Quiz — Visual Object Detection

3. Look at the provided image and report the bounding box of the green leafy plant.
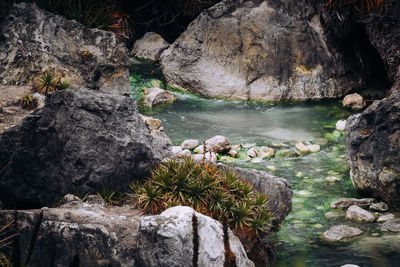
[129,157,272,241]
[32,70,71,95]
[73,191,89,202]
[97,188,125,206]
[21,94,37,109]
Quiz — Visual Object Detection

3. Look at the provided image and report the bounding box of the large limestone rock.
[345,86,400,208]
[131,32,170,61]
[345,205,375,223]
[0,89,172,209]
[219,165,292,229]
[322,225,363,242]
[0,201,254,266]
[0,3,130,95]
[161,0,360,101]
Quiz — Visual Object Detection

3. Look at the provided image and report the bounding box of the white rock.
[295,142,310,154]
[369,202,388,212]
[336,120,346,131]
[381,219,400,232]
[143,87,176,107]
[267,165,276,171]
[231,144,242,150]
[326,176,340,182]
[251,157,263,163]
[194,145,204,154]
[32,92,45,108]
[193,152,217,163]
[345,205,375,222]
[247,148,258,158]
[131,32,170,61]
[171,146,183,154]
[322,225,363,241]
[259,147,275,158]
[228,150,238,158]
[176,149,192,158]
[205,135,231,153]
[343,93,366,110]
[181,139,199,150]
[377,214,395,223]
[307,144,320,153]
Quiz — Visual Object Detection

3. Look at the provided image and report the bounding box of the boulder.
[377,214,395,223]
[369,202,388,212]
[0,3,130,95]
[138,206,254,267]
[161,0,360,101]
[143,87,176,107]
[345,205,375,223]
[181,139,199,150]
[205,135,231,153]
[0,89,172,209]
[131,32,170,61]
[343,93,366,110]
[381,219,400,232]
[345,88,400,208]
[219,165,292,229]
[322,225,363,241]
[247,148,258,158]
[0,202,254,266]
[330,198,376,209]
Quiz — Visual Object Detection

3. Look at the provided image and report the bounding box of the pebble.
[247,147,258,158]
[228,150,238,158]
[377,214,395,223]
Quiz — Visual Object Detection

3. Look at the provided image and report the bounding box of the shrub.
[129,157,272,241]
[21,94,37,109]
[32,70,70,95]
[97,188,125,206]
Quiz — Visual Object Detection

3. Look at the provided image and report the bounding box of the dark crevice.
[192,213,199,267]
[25,210,43,266]
[223,220,237,267]
[11,210,21,267]
[69,254,80,267]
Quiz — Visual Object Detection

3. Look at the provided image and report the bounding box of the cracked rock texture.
[0,3,130,95]
[161,0,360,101]
[0,201,253,267]
[0,89,172,209]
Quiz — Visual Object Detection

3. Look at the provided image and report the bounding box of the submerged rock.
[381,219,400,232]
[322,225,363,241]
[0,3,130,94]
[143,87,176,107]
[131,32,170,61]
[0,89,172,209]
[345,88,400,208]
[161,0,359,101]
[330,198,376,209]
[343,93,366,110]
[345,205,375,223]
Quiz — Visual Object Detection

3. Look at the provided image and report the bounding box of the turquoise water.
[131,60,400,267]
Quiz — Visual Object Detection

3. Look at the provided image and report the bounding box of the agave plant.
[33,70,71,95]
[21,94,36,109]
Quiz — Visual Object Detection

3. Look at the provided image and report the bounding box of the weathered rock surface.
[219,165,292,229]
[330,198,376,209]
[322,225,363,241]
[181,139,199,150]
[336,120,346,131]
[205,135,231,153]
[0,3,130,95]
[247,147,258,158]
[0,201,254,266]
[143,87,176,107]
[343,93,366,110]
[381,219,400,233]
[369,202,388,212]
[345,87,400,208]
[377,214,395,223]
[0,89,172,209]
[138,206,254,267]
[193,152,218,163]
[161,0,360,101]
[345,205,375,223]
[131,32,170,61]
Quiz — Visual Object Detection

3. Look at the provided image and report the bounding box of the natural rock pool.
[131,60,400,267]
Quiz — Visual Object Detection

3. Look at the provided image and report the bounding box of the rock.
[228,149,239,158]
[32,93,45,109]
[140,115,162,130]
[326,176,340,182]
[232,144,242,151]
[315,138,329,146]
[205,135,231,153]
[267,166,276,171]
[251,157,263,164]
[330,198,376,209]
[377,214,395,223]
[161,0,360,101]
[336,120,347,131]
[369,202,388,212]
[343,93,366,110]
[295,142,310,154]
[176,149,192,158]
[307,144,320,153]
[131,32,170,61]
[193,152,217,163]
[345,205,375,223]
[275,149,298,158]
[259,147,275,159]
[171,146,183,155]
[219,165,292,229]
[0,89,172,209]
[181,139,199,150]
[247,148,258,158]
[0,3,130,95]
[381,219,400,232]
[0,204,254,266]
[85,194,106,206]
[322,225,363,241]
[143,87,176,107]
[324,211,342,219]
[340,265,360,267]
[194,145,204,154]
[57,194,82,206]
[345,88,400,208]
[138,206,254,267]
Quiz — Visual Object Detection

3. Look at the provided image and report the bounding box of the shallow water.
[131,61,400,267]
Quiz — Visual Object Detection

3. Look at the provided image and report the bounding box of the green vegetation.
[129,157,272,240]
[21,94,36,109]
[96,188,125,206]
[32,70,70,95]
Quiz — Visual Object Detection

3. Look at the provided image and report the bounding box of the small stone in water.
[251,157,263,163]
[295,142,310,154]
[326,176,340,182]
[259,147,275,158]
[371,233,380,237]
[322,225,363,241]
[336,120,346,131]
[181,139,199,150]
[267,165,276,171]
[307,144,320,153]
[231,144,242,150]
[247,148,258,158]
[381,219,400,232]
[242,143,256,148]
[296,172,303,177]
[369,202,388,212]
[346,205,375,222]
[228,150,238,158]
[193,145,204,154]
[377,214,395,223]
